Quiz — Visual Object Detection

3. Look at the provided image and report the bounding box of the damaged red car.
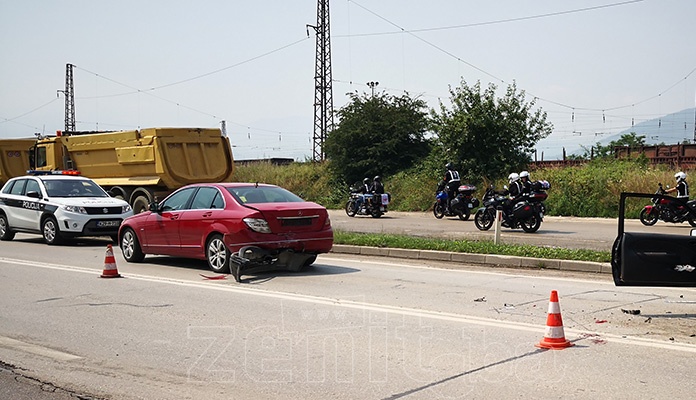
[118,183,333,282]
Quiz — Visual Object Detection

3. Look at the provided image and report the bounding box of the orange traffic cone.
[100,244,122,278]
[536,290,573,349]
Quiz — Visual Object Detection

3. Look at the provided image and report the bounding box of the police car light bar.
[27,170,82,176]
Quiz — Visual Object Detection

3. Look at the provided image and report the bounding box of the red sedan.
[118,183,333,281]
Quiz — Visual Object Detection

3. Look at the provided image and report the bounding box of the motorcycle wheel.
[458,207,471,221]
[345,200,357,217]
[371,208,383,218]
[474,209,494,231]
[520,213,542,233]
[433,202,445,219]
[688,218,696,227]
[639,208,658,226]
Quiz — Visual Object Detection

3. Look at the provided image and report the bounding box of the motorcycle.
[639,183,696,227]
[345,189,390,218]
[433,182,479,221]
[473,181,549,233]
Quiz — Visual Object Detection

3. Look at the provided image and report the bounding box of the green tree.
[430,80,553,181]
[581,132,647,158]
[325,91,431,185]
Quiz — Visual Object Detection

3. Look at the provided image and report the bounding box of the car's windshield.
[43,179,108,198]
[227,186,304,204]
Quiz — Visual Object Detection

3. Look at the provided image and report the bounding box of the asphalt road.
[329,210,695,251]
[1,237,696,399]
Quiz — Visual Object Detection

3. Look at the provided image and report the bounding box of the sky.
[1,0,695,161]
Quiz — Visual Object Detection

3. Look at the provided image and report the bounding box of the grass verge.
[333,230,611,263]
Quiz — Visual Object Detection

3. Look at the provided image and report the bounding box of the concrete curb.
[330,244,610,274]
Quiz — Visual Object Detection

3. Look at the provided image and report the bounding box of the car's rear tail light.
[243,218,271,233]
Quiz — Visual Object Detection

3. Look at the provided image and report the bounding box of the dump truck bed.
[61,127,234,189]
[0,138,36,186]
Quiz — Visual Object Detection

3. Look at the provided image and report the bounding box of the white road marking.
[3,256,696,354]
[0,336,82,361]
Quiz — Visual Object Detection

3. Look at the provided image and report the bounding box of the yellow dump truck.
[2,127,234,212]
[0,138,37,186]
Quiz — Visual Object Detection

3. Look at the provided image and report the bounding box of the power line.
[342,0,644,37]
[346,1,695,115]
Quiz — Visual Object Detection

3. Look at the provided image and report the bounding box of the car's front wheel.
[42,216,64,245]
[0,213,15,241]
[120,228,145,262]
[207,234,230,273]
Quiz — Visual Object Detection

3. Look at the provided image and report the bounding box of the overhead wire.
[345,0,695,114]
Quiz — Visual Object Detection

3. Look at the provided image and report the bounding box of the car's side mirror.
[26,191,41,199]
[149,202,160,213]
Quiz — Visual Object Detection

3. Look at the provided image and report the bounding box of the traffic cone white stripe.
[544,326,566,339]
[547,301,560,314]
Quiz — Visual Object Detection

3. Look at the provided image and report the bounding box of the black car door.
[612,192,696,287]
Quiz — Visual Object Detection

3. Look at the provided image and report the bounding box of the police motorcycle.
[639,183,696,227]
[473,180,549,233]
[433,180,479,221]
[345,185,390,218]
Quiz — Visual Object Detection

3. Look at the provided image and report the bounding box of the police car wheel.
[42,216,64,245]
[0,213,16,241]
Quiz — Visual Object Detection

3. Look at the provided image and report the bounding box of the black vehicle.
[433,182,479,221]
[613,191,696,287]
[473,182,548,233]
[345,190,390,218]
[639,183,696,227]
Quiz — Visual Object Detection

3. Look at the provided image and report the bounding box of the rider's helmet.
[508,172,519,183]
[519,171,530,180]
[374,176,381,182]
[445,162,453,170]
[675,171,687,181]
[363,177,370,184]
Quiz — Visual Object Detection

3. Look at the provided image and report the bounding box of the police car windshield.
[43,179,108,198]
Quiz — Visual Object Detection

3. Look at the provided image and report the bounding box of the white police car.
[0,171,133,245]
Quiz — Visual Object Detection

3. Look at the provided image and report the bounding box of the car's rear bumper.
[223,229,334,254]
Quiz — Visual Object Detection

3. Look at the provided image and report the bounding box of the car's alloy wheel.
[42,217,63,245]
[0,214,15,241]
[121,228,145,262]
[207,234,230,273]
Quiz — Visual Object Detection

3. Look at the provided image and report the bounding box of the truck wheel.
[132,195,150,214]
[42,216,64,245]
[120,228,145,262]
[207,234,230,273]
[0,213,15,241]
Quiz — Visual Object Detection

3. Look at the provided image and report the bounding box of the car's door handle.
[202,212,212,218]
[170,215,180,220]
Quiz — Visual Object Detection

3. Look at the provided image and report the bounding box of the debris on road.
[621,308,641,315]
[595,319,608,324]
[474,296,486,302]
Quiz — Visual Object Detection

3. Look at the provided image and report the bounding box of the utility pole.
[58,63,76,133]
[308,0,334,162]
[367,81,379,97]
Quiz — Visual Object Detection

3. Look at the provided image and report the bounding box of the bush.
[232,158,691,218]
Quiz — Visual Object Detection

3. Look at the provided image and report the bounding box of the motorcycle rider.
[665,171,689,217]
[355,177,371,211]
[442,163,461,211]
[502,172,523,226]
[370,176,384,194]
[519,170,532,194]
[370,175,385,209]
